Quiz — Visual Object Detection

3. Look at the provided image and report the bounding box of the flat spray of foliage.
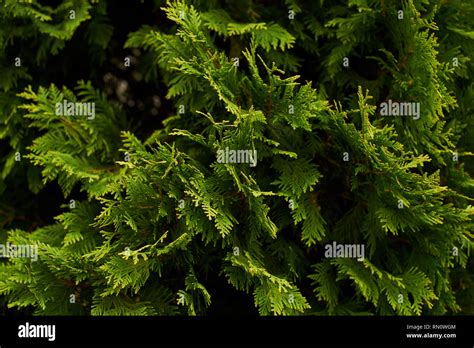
[0,0,472,315]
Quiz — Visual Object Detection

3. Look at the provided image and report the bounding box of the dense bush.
[0,0,472,316]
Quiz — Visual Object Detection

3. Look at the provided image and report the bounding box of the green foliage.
[0,0,472,316]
